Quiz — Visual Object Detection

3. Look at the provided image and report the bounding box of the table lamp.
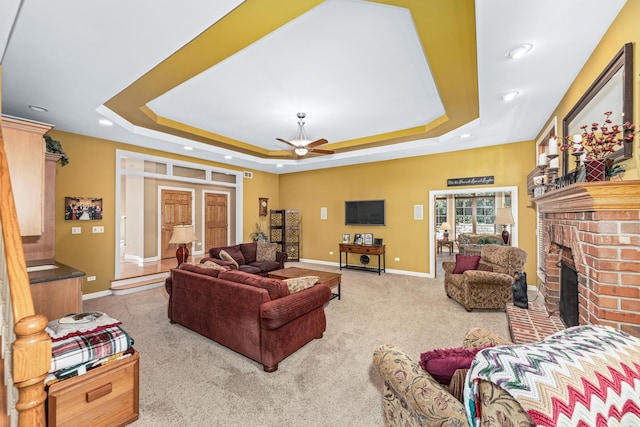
[440,222,452,241]
[494,208,515,245]
[169,224,198,265]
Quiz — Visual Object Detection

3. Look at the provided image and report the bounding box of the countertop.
[28,262,85,284]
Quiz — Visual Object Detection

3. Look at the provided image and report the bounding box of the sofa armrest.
[373,344,468,425]
[260,284,331,330]
[275,251,288,268]
[463,270,513,287]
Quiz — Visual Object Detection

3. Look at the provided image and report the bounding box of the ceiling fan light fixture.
[294,147,308,156]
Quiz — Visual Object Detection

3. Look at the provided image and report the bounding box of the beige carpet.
[84,262,510,426]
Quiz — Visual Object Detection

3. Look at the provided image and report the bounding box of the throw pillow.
[283,276,319,294]
[419,345,493,385]
[201,260,229,271]
[256,241,278,262]
[452,254,481,274]
[219,249,239,269]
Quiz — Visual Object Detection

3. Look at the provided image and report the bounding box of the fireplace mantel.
[533,181,640,213]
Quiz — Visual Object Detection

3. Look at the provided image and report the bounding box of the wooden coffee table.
[269,267,342,300]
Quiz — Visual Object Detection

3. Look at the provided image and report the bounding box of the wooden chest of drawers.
[47,351,139,426]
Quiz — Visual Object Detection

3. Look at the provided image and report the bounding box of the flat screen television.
[345,199,385,226]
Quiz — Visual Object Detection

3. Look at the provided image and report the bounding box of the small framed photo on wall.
[342,234,350,243]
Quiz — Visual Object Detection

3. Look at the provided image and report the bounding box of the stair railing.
[0,123,50,426]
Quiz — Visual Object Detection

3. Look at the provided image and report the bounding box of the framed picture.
[342,233,350,243]
[65,197,103,220]
[374,238,383,246]
[353,233,362,245]
[363,233,373,245]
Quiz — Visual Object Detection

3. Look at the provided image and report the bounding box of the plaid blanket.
[50,325,132,373]
[464,325,640,426]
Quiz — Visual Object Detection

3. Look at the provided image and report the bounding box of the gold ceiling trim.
[105,0,478,158]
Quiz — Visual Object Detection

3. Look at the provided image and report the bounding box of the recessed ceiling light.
[224,155,232,159]
[501,91,520,102]
[183,146,194,151]
[507,43,533,59]
[98,118,113,126]
[460,133,471,139]
[28,105,48,112]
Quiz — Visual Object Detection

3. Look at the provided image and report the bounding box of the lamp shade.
[169,225,197,244]
[440,222,452,230]
[494,208,514,225]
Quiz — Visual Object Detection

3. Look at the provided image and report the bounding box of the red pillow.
[419,345,493,385]
[452,254,481,274]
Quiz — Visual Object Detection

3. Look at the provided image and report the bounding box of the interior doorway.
[428,186,518,279]
[160,189,194,259]
[204,191,229,250]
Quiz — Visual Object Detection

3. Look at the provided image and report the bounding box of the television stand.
[339,244,385,275]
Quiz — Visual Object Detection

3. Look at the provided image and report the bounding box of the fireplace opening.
[560,263,579,327]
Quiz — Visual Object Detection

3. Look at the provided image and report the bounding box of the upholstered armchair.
[373,328,530,427]
[443,244,527,312]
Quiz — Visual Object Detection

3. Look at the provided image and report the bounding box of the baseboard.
[295,258,430,278]
[83,290,112,300]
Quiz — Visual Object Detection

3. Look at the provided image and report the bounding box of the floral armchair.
[443,244,527,312]
[373,328,531,426]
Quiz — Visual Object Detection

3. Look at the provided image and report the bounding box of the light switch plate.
[72,227,81,234]
[92,226,104,233]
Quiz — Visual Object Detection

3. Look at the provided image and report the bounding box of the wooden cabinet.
[339,243,386,275]
[48,351,139,427]
[1,116,51,236]
[31,275,83,322]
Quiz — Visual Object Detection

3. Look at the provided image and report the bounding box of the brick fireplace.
[534,181,640,337]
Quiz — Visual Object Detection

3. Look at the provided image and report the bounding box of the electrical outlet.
[87,276,96,281]
[72,227,81,234]
[92,226,104,233]
[329,251,334,255]
[394,257,400,262]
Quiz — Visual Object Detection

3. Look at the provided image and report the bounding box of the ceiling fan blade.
[307,138,328,148]
[310,148,335,155]
[276,137,298,148]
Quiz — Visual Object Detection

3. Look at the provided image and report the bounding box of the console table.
[339,243,385,275]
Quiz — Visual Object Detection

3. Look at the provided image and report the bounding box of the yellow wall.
[50,126,535,294]
[541,0,640,178]
[279,140,536,276]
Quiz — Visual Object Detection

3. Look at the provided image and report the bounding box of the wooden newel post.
[12,314,51,426]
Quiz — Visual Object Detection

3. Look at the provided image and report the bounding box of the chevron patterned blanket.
[464,325,640,426]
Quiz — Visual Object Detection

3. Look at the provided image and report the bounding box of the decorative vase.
[585,159,607,182]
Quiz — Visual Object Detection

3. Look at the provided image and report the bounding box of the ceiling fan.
[276,112,334,157]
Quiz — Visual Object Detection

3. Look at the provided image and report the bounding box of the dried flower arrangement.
[558,111,636,161]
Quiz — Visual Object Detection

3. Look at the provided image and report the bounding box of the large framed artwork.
[65,197,103,220]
